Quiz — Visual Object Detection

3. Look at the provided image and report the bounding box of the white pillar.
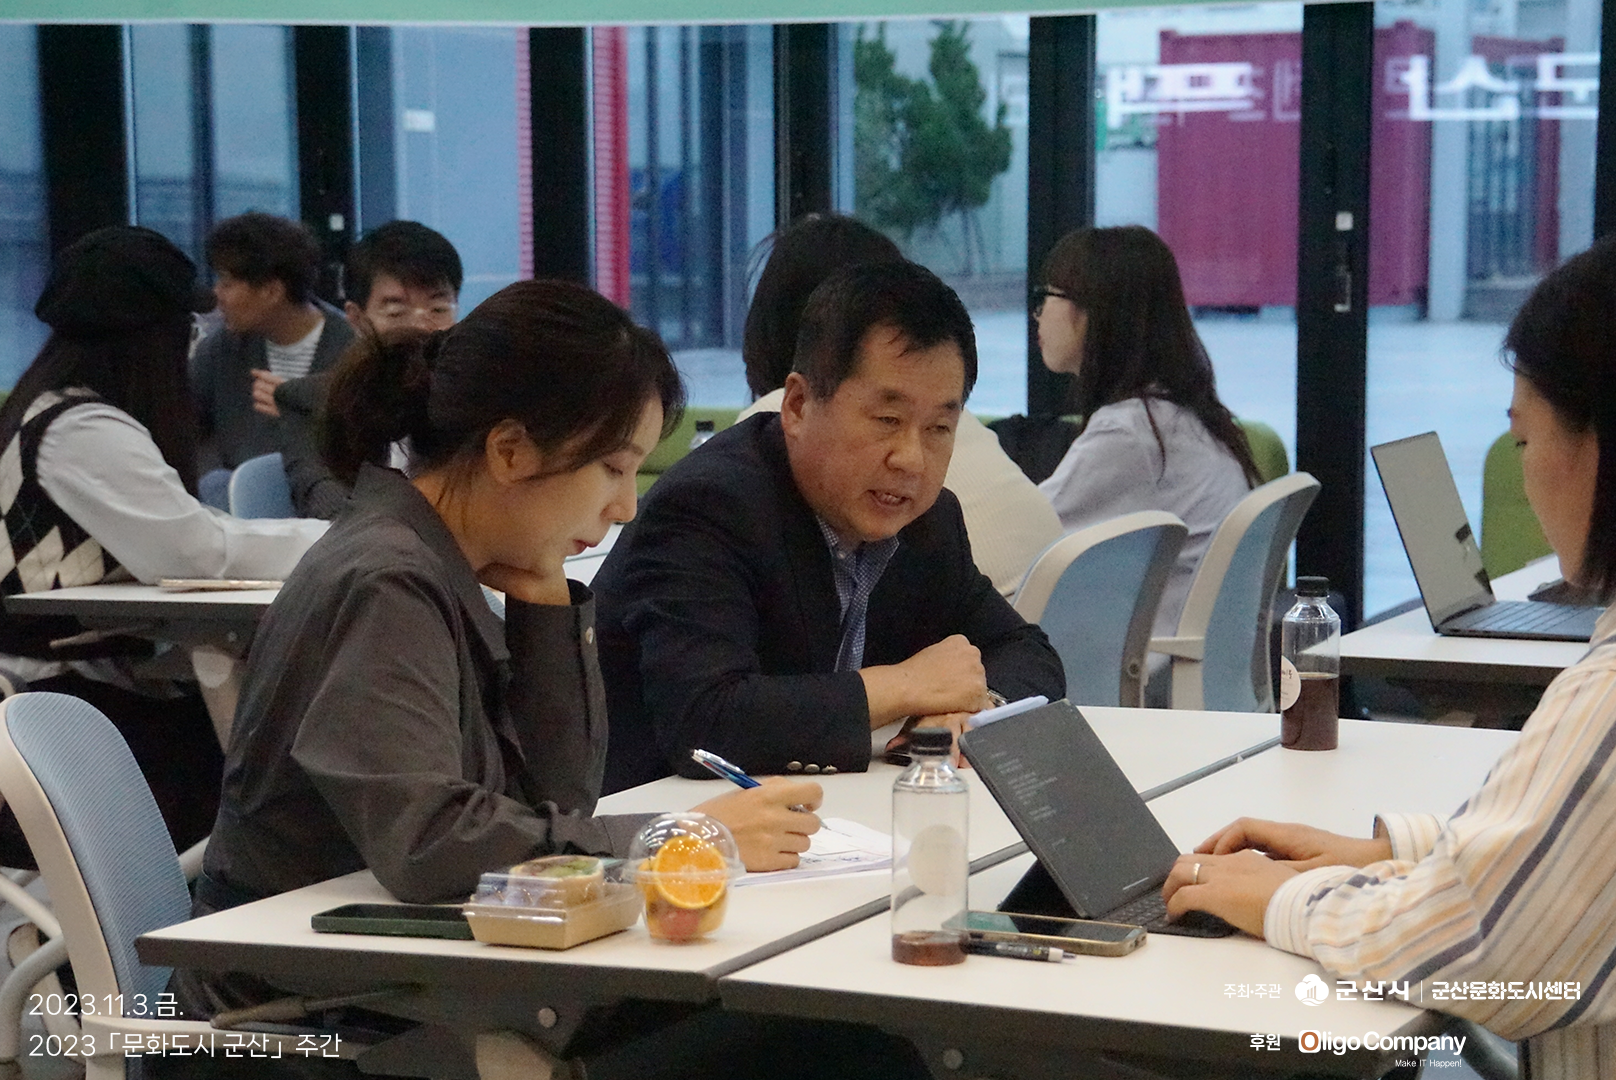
[1426,4,1472,321]
[1559,0,1600,258]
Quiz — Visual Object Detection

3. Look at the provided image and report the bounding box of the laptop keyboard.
[1105,891,1239,938]
[1449,601,1596,639]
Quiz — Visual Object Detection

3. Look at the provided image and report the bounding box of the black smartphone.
[963,910,1146,957]
[311,902,474,940]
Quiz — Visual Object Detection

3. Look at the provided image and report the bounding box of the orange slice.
[650,835,728,909]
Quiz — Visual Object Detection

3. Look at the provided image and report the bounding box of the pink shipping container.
[1155,22,1435,308]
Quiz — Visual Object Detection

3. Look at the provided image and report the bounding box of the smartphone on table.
[311,902,474,940]
[963,910,1146,957]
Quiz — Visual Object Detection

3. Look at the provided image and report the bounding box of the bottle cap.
[695,419,715,432]
[908,728,953,755]
[1296,576,1330,597]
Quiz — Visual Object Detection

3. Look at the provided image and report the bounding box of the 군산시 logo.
[1296,974,1330,1006]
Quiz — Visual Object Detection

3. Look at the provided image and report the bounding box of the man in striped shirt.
[1161,236,1616,1079]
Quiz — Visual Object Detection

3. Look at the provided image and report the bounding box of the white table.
[4,583,282,743]
[3,582,278,649]
[721,720,1519,1080]
[1,522,618,641]
[1341,560,1590,688]
[137,708,1286,1077]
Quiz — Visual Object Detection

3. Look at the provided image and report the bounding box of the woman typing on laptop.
[1162,237,1616,1078]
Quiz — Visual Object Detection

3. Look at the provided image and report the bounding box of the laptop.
[1371,432,1600,642]
[959,700,1237,938]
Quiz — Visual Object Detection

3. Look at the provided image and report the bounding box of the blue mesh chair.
[1013,511,1188,708]
[0,667,75,1065]
[227,452,295,520]
[1150,473,1321,712]
[0,693,236,1077]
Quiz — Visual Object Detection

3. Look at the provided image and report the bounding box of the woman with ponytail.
[179,280,822,1016]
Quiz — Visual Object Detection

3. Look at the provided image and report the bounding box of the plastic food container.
[626,813,742,942]
[462,856,641,949]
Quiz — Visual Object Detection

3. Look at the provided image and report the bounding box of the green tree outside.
[853,21,1014,275]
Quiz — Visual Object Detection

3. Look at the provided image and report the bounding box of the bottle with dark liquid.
[1280,576,1341,750]
[891,727,968,965]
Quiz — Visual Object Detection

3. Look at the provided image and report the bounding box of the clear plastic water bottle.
[891,727,969,965]
[689,419,715,450]
[1280,576,1341,751]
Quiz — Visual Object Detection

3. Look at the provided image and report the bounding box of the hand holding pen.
[687,749,822,873]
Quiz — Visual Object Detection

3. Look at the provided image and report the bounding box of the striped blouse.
[1266,604,1616,1078]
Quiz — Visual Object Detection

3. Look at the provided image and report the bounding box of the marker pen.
[963,940,1069,963]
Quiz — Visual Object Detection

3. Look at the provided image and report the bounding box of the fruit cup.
[626,813,742,942]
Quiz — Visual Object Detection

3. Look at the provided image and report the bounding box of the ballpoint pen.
[690,749,810,812]
[690,748,761,788]
[963,940,1070,963]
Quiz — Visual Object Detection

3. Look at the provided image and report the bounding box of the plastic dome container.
[626,813,742,942]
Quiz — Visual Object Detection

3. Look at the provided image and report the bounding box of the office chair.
[1150,473,1321,712]
[1480,431,1550,580]
[1236,418,1291,484]
[0,693,319,1078]
[1013,511,1187,708]
[227,452,296,520]
[0,665,73,1063]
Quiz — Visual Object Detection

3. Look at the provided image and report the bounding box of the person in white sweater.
[1161,237,1616,1080]
[1034,226,1260,643]
[0,226,326,866]
[739,214,1061,598]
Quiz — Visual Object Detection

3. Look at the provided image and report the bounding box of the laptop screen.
[1371,432,1493,626]
[961,701,1181,917]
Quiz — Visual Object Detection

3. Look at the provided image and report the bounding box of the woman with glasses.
[1033,225,1261,652]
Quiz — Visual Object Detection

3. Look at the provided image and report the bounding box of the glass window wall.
[0,26,48,388]
[129,24,203,262]
[1095,2,1305,461]
[209,25,298,222]
[842,16,1030,417]
[1363,0,1600,614]
[606,24,774,406]
[386,26,524,312]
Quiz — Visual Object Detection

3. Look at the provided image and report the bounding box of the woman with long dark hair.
[179,279,821,1016]
[1035,225,1260,639]
[1163,237,1616,1080]
[0,226,325,866]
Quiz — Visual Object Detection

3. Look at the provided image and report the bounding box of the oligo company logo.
[1296,974,1331,1006]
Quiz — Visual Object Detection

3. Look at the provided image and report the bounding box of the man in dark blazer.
[596,261,1065,792]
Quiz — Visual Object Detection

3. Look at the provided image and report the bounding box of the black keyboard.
[1447,600,1597,640]
[1105,890,1239,938]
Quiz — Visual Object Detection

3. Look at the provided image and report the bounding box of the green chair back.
[1481,431,1551,579]
[637,406,742,494]
[1237,419,1290,483]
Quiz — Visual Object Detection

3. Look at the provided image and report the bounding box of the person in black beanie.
[0,225,326,872]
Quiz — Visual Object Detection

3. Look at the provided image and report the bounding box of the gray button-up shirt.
[202,465,651,907]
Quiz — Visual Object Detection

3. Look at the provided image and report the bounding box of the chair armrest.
[178,837,207,882]
[1148,636,1205,660]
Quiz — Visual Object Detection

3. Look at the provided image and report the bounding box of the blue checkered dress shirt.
[815,518,900,672]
